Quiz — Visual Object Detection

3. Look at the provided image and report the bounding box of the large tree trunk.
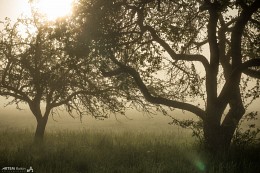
[203,98,245,153]
[221,95,245,148]
[34,116,48,143]
[29,102,50,143]
[203,119,234,153]
[203,117,226,153]
[203,104,230,153]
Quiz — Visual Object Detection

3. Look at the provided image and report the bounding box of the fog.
[1,96,259,134]
[1,0,259,134]
[0,97,185,133]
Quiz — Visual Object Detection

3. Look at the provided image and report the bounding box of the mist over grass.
[0,128,259,173]
[1,97,259,134]
[1,101,260,172]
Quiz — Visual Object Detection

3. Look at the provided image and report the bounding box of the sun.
[33,0,74,20]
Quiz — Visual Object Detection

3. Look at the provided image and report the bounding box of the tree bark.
[34,116,48,143]
[203,110,224,153]
[221,89,245,148]
[203,119,242,154]
[203,97,245,153]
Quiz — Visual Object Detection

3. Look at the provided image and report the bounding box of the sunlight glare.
[33,0,74,20]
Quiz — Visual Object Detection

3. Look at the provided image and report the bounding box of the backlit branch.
[102,55,206,120]
[143,25,210,71]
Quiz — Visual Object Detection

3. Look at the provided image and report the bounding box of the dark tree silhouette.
[0,14,125,142]
[71,0,260,152]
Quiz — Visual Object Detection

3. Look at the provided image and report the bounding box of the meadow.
[0,128,259,173]
[1,106,260,173]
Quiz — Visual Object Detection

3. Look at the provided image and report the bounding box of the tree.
[0,14,125,142]
[71,0,260,152]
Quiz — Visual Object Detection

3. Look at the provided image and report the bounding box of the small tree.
[71,0,260,153]
[0,14,124,142]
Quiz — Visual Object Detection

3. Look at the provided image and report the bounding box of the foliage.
[0,12,125,139]
[233,111,260,147]
[169,118,204,144]
[169,111,260,147]
[69,0,260,151]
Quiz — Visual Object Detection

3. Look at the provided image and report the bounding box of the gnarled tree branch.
[101,56,206,120]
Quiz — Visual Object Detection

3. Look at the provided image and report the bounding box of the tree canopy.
[0,13,125,141]
[69,0,260,152]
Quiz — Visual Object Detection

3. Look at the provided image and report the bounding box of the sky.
[0,0,31,20]
[0,0,74,21]
[0,0,259,131]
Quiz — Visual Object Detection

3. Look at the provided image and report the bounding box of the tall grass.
[0,129,259,173]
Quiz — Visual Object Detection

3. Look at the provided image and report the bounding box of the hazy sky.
[0,0,31,20]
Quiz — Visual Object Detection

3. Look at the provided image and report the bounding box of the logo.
[26,167,33,173]
[1,166,33,173]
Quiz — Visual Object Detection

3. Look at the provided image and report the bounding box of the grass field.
[0,128,259,173]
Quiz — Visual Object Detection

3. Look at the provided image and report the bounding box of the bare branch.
[103,56,206,120]
[50,88,113,108]
[243,69,260,79]
[143,25,209,71]
[241,58,260,69]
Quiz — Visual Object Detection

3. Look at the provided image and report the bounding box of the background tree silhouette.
[70,0,260,152]
[0,14,125,142]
